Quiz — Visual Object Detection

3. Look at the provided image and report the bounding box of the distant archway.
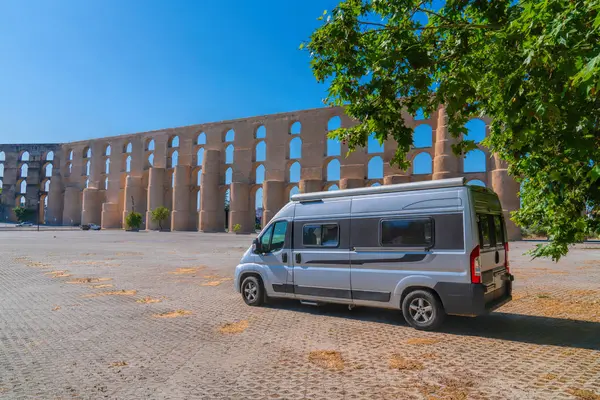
[169,136,179,148]
[289,186,299,199]
[368,156,383,179]
[256,125,266,139]
[225,167,233,185]
[464,149,487,173]
[465,119,486,143]
[197,132,206,145]
[290,121,301,135]
[413,152,433,175]
[289,137,302,159]
[20,164,28,178]
[20,151,30,162]
[467,179,486,187]
[328,116,341,131]
[196,148,204,166]
[368,133,384,153]
[413,124,433,148]
[328,184,339,191]
[289,162,300,183]
[225,145,234,164]
[46,151,54,161]
[224,129,235,142]
[0,151,5,161]
[255,141,266,162]
[326,159,340,181]
[170,151,178,168]
[255,164,265,184]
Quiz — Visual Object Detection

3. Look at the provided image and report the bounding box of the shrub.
[151,206,170,231]
[125,211,143,230]
[13,206,34,223]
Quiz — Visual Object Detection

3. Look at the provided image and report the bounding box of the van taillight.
[470,245,481,284]
[504,242,510,273]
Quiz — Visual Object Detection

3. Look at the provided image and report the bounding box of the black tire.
[402,289,445,331]
[240,276,264,306]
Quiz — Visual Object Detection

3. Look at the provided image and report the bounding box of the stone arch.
[67,150,74,161]
[225,145,234,164]
[327,138,341,157]
[125,156,131,173]
[105,145,112,156]
[255,125,266,139]
[20,164,28,178]
[19,180,27,194]
[368,133,384,154]
[254,186,264,228]
[145,139,155,151]
[169,151,177,168]
[45,151,54,161]
[17,195,25,206]
[42,179,51,192]
[465,119,486,143]
[124,142,133,153]
[413,124,433,148]
[289,137,302,159]
[0,151,4,161]
[20,151,30,162]
[66,162,72,174]
[224,129,235,143]
[371,182,382,187]
[367,156,383,179]
[44,163,53,177]
[255,164,265,184]
[0,179,3,190]
[197,132,207,145]
[413,152,433,174]
[467,179,486,187]
[328,116,341,131]
[196,148,205,167]
[290,121,301,135]
[255,141,266,162]
[104,177,109,190]
[83,147,91,159]
[168,136,179,148]
[326,159,340,181]
[327,184,339,191]
[105,158,110,174]
[288,161,301,183]
[0,164,3,178]
[85,160,91,176]
[148,153,154,167]
[225,167,233,185]
[464,149,487,173]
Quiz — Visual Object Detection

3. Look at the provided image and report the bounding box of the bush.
[233,223,242,233]
[13,206,34,223]
[151,206,170,231]
[125,211,143,230]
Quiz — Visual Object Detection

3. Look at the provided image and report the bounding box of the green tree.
[13,206,33,223]
[304,0,600,260]
[151,206,170,231]
[125,211,143,231]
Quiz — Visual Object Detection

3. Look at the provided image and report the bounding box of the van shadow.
[265,300,600,351]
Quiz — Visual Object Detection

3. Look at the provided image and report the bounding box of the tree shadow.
[265,300,600,351]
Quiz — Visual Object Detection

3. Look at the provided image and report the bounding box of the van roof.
[291,177,471,202]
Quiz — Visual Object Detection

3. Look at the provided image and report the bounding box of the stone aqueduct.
[0,105,521,239]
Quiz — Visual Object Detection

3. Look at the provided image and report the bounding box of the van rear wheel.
[241,276,264,306]
[402,290,445,331]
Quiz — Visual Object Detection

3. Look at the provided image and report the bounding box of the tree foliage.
[304,0,600,260]
[13,206,34,223]
[125,211,143,230]
[151,206,170,231]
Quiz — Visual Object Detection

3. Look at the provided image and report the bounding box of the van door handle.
[282,253,288,263]
[295,253,301,264]
[495,251,500,264]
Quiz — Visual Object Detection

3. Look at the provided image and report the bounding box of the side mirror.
[253,238,262,254]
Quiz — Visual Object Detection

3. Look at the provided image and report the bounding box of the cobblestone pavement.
[0,232,599,400]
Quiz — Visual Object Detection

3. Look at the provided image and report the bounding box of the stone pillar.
[339,178,364,189]
[122,176,144,228]
[491,157,521,241]
[299,179,322,194]
[171,165,193,231]
[101,203,120,229]
[82,188,103,225]
[384,175,411,185]
[146,167,165,230]
[262,180,285,226]
[199,149,224,232]
[62,186,81,226]
[46,172,64,225]
[432,106,459,180]
[229,182,252,233]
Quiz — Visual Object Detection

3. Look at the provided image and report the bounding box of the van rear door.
[476,213,509,304]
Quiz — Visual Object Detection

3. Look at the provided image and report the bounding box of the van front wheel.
[402,290,445,331]
[241,276,264,306]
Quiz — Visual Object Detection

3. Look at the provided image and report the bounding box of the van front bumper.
[434,277,513,317]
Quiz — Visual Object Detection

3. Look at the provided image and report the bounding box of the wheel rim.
[244,281,258,302]
[408,297,434,324]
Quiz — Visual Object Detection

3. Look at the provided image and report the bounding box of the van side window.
[493,215,504,245]
[477,214,492,248]
[259,221,288,253]
[380,218,433,247]
[303,224,339,247]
